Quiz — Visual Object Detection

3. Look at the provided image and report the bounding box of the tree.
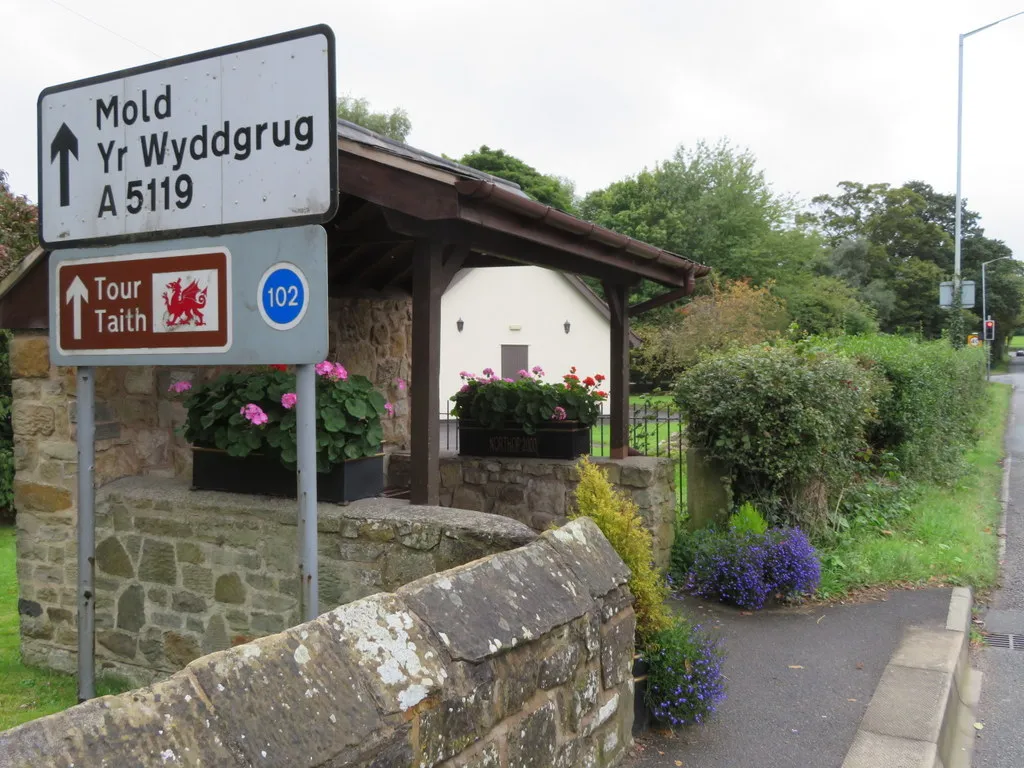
[631,278,789,384]
[457,146,577,212]
[337,96,411,142]
[580,139,815,308]
[0,170,38,280]
[775,275,878,336]
[805,179,1023,346]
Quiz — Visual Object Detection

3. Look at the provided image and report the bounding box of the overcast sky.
[5,0,1024,262]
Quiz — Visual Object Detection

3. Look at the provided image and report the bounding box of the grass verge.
[816,382,1010,599]
[0,526,129,732]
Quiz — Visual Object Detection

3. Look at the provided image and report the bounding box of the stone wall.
[390,453,676,569]
[10,295,412,513]
[17,477,534,686]
[2,518,636,768]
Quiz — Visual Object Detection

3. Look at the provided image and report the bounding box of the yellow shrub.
[570,457,671,639]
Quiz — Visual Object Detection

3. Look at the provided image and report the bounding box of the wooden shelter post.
[604,282,631,460]
[410,240,444,505]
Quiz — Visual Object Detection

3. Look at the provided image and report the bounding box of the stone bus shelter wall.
[10,296,413,679]
[389,453,677,570]
[17,478,534,686]
[2,518,636,768]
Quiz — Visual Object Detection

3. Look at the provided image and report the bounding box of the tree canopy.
[457,146,577,213]
[337,96,412,143]
[805,180,1023,352]
[0,170,37,280]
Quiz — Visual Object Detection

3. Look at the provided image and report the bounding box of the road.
[973,355,1024,767]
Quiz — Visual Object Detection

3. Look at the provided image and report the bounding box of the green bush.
[676,343,878,527]
[826,335,986,481]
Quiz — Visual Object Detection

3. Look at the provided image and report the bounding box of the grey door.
[500,345,529,380]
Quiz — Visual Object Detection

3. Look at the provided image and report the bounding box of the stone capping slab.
[841,587,980,768]
[100,475,538,543]
[0,517,633,768]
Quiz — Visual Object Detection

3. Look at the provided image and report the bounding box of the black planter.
[457,421,591,460]
[632,655,652,735]
[191,447,384,504]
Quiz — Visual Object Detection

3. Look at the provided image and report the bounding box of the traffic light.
[984,319,996,341]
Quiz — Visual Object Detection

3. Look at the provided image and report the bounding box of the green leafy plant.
[571,457,670,640]
[180,362,390,473]
[729,502,768,536]
[450,366,607,434]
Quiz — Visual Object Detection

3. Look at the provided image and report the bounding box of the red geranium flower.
[564,374,580,381]
[595,390,608,398]
[583,376,596,387]
[595,373,606,383]
[269,364,288,372]
[570,366,577,374]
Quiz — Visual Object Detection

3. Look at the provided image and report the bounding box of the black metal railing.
[439,398,686,512]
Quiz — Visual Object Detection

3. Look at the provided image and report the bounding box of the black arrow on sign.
[50,123,79,208]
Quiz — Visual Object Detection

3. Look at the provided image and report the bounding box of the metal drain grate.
[983,632,1024,650]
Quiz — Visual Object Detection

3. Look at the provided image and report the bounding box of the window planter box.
[457,420,591,460]
[190,446,384,504]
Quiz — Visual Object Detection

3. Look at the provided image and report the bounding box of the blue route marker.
[258,262,310,330]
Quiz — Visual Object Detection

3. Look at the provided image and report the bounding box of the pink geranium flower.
[167,380,192,394]
[459,384,470,393]
[315,361,334,377]
[532,366,545,376]
[552,406,567,421]
[281,393,297,409]
[518,369,530,378]
[384,402,395,416]
[482,368,494,377]
[240,404,268,426]
[395,378,406,391]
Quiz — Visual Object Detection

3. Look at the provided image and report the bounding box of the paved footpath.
[627,589,952,768]
[974,362,1024,767]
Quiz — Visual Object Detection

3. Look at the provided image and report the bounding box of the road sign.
[49,225,328,366]
[939,280,976,308]
[258,262,310,330]
[968,333,981,346]
[37,25,337,249]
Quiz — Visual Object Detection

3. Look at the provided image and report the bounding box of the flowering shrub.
[180,362,391,472]
[571,457,671,639]
[683,525,821,610]
[449,366,607,434]
[644,615,726,727]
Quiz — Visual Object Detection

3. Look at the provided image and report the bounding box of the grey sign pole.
[296,363,319,621]
[76,367,96,702]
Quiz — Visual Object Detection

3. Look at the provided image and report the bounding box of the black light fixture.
[457,317,464,332]
[564,319,571,334]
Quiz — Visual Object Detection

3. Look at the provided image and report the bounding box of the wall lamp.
[456,317,464,332]
[564,320,571,334]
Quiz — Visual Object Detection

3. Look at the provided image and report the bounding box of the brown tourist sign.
[54,248,231,356]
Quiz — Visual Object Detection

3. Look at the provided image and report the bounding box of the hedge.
[675,335,987,529]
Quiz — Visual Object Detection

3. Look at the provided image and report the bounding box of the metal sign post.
[75,367,96,702]
[39,24,336,699]
[296,365,319,621]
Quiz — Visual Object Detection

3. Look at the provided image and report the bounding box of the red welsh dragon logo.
[162,277,208,327]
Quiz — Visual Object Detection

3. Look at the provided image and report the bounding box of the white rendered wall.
[439,266,612,415]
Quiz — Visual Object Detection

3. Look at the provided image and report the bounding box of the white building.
[438,265,639,414]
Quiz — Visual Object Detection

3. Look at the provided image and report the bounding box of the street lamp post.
[982,255,1013,379]
[955,11,1024,291]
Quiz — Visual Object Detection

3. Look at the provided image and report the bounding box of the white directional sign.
[37,25,337,249]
